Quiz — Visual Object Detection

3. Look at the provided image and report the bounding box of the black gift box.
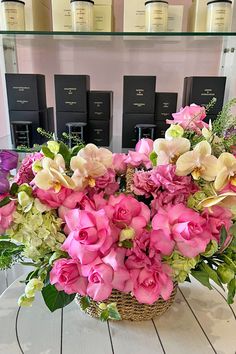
[89,91,113,120]
[123,76,156,114]
[86,120,111,147]
[122,114,154,149]
[9,110,47,145]
[56,111,87,139]
[183,76,226,114]
[47,107,55,133]
[155,122,169,139]
[54,75,90,112]
[155,92,178,122]
[5,74,47,111]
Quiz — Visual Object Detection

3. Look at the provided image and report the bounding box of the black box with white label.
[155,92,178,122]
[123,76,156,114]
[122,114,154,149]
[183,76,226,115]
[5,74,47,111]
[54,75,90,112]
[86,120,111,146]
[89,91,113,120]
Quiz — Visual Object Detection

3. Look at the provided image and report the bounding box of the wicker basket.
[76,283,178,322]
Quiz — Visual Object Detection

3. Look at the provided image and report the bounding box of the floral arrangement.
[0,99,236,321]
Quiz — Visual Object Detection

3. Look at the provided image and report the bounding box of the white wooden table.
[0,277,235,354]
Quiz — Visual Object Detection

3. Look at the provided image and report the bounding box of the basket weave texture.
[76,283,177,322]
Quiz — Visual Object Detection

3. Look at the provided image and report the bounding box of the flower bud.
[217,265,235,284]
[119,228,135,243]
[99,303,107,310]
[18,191,33,212]
[18,294,35,307]
[165,125,184,140]
[47,141,60,154]
[25,278,44,298]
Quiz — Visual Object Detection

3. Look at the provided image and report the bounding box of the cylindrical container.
[207,0,232,32]
[70,0,94,32]
[1,0,25,30]
[145,0,168,32]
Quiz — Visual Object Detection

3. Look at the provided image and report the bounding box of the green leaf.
[41,146,55,159]
[200,263,224,290]
[121,240,133,249]
[108,307,121,321]
[10,183,19,196]
[150,151,157,167]
[42,284,75,312]
[191,269,212,290]
[80,296,91,311]
[71,144,84,157]
[227,278,236,305]
[100,309,109,322]
[220,226,228,249]
[59,142,71,166]
[0,197,11,208]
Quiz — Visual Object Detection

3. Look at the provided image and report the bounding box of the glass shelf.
[1,31,236,37]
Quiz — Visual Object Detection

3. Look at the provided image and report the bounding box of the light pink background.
[0,1,227,151]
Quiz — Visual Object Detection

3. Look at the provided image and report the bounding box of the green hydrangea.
[165,252,199,283]
[7,203,65,261]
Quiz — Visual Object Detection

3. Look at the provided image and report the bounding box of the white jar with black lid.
[207,0,232,32]
[1,0,25,30]
[145,0,168,32]
[70,0,94,32]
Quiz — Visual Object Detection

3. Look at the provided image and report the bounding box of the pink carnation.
[151,164,198,194]
[0,196,15,234]
[62,209,114,265]
[95,169,119,195]
[167,104,209,135]
[125,139,153,169]
[34,187,72,209]
[15,153,42,185]
[50,258,88,295]
[132,171,157,198]
[151,204,211,258]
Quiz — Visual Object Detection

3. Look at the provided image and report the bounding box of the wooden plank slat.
[180,279,236,354]
[0,279,24,354]
[63,301,113,354]
[0,270,7,295]
[154,290,216,354]
[17,292,61,354]
[212,285,236,320]
[109,319,165,354]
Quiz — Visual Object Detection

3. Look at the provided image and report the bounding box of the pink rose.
[0,196,15,234]
[167,104,209,135]
[95,169,119,195]
[15,152,42,185]
[132,171,157,198]
[106,194,150,232]
[62,209,114,264]
[130,264,173,305]
[125,139,153,169]
[202,206,233,245]
[151,204,211,258]
[50,258,88,295]
[34,186,72,209]
[113,153,127,174]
